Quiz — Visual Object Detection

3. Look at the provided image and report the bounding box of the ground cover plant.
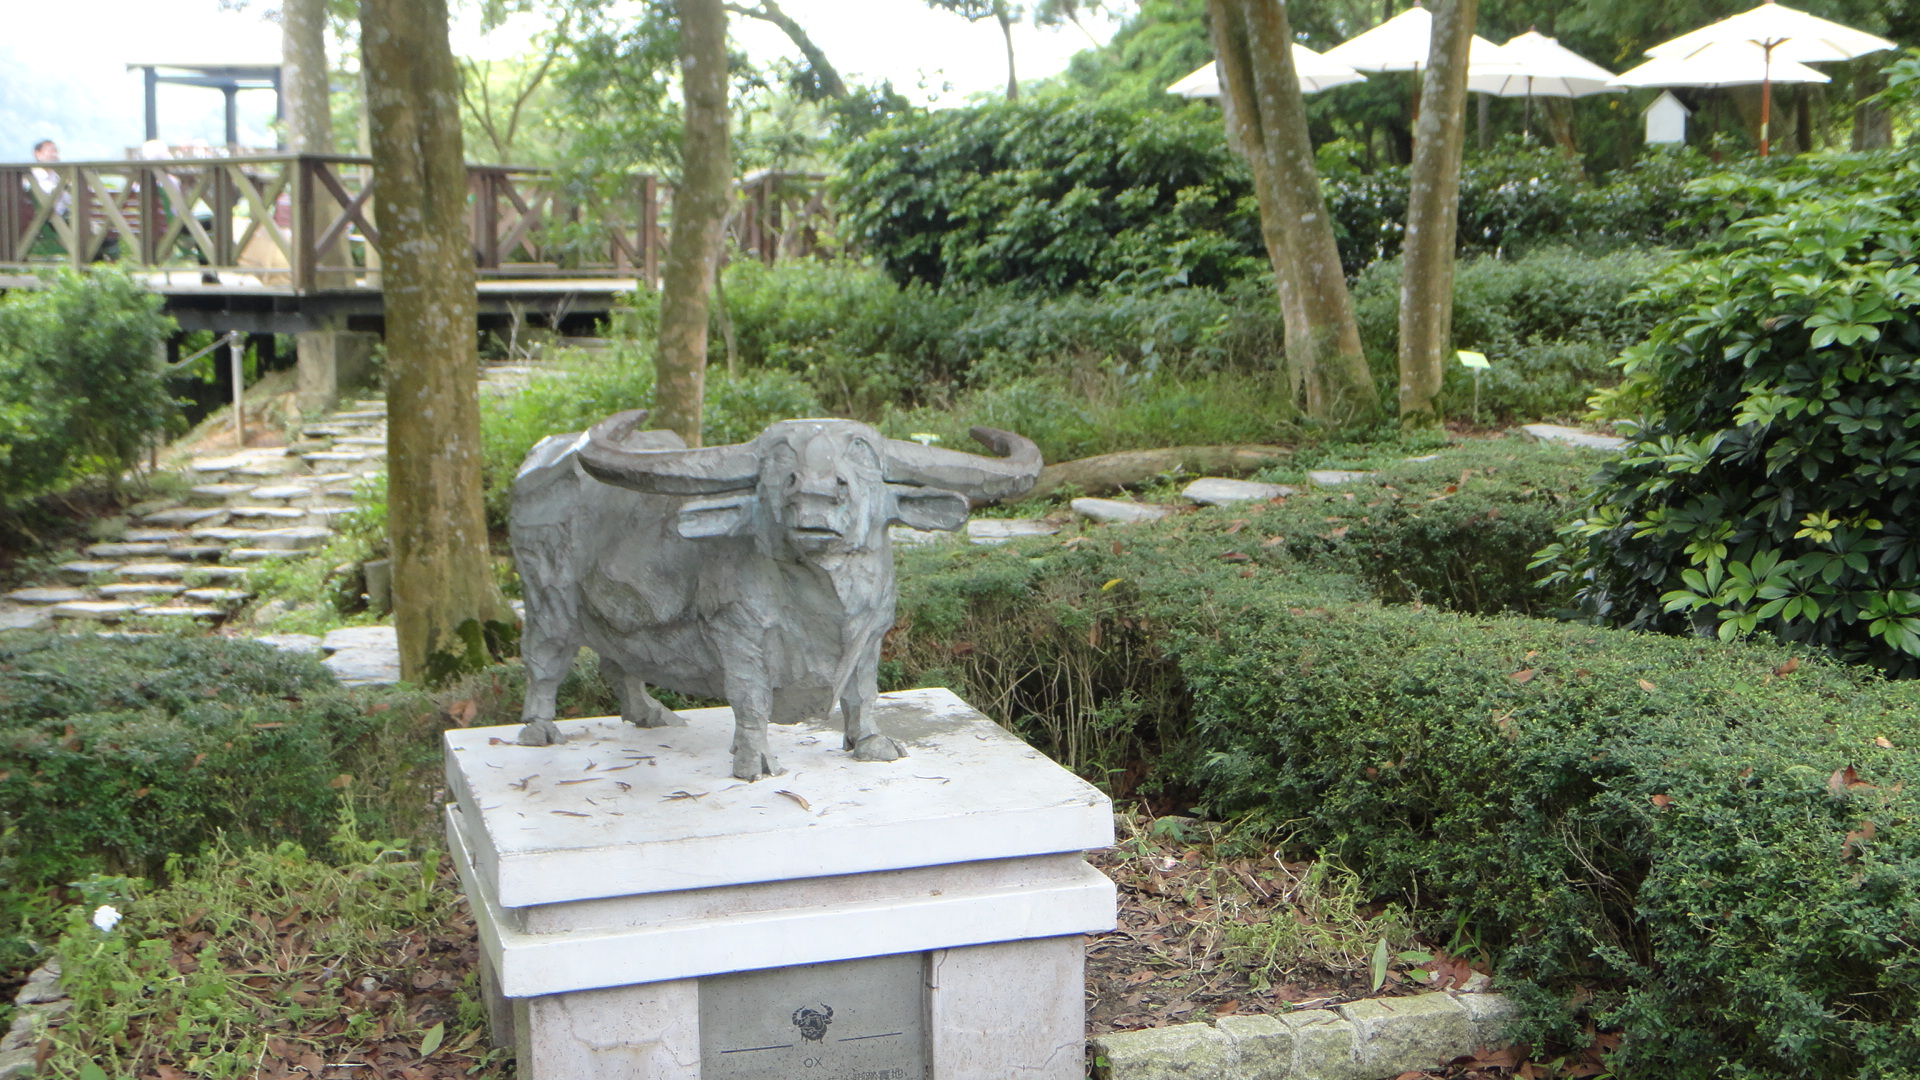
[880,438,1920,1078]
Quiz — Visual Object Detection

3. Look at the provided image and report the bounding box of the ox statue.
[509,410,1042,780]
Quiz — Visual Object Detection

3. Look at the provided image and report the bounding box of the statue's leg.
[842,650,905,762]
[515,625,576,747]
[599,654,686,728]
[724,674,782,781]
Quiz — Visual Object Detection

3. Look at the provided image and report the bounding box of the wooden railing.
[0,156,836,292]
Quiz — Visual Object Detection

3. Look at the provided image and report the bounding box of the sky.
[0,0,1118,161]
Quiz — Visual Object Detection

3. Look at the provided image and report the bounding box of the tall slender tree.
[1396,0,1476,427]
[1208,0,1378,424]
[652,0,733,445]
[362,0,516,681]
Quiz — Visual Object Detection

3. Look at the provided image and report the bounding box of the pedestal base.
[445,688,1115,1080]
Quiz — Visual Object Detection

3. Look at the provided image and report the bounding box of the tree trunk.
[361,0,514,683]
[1396,0,1476,427]
[1208,0,1378,424]
[997,4,1019,101]
[1854,65,1892,150]
[724,0,847,99]
[654,0,733,446]
[284,0,348,281]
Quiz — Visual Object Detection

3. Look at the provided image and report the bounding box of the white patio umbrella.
[1466,31,1621,98]
[1640,1,1894,156]
[1319,5,1512,74]
[1465,30,1622,136]
[1167,45,1367,99]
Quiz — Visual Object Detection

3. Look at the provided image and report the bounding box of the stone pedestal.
[445,687,1116,1080]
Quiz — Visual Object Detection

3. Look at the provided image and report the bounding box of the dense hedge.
[839,99,1726,293]
[885,438,1920,1077]
[0,635,368,885]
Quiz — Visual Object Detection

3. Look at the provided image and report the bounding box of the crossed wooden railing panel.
[0,156,836,293]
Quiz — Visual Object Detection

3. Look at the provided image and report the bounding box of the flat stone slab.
[231,463,298,478]
[304,506,356,522]
[135,606,225,619]
[248,484,314,501]
[322,625,398,653]
[1309,470,1377,486]
[965,518,1059,543]
[85,542,166,558]
[228,506,308,520]
[190,527,270,543]
[1182,477,1298,506]
[165,545,229,561]
[5,587,88,605]
[255,632,323,654]
[1071,497,1174,524]
[1520,423,1627,450]
[226,548,300,561]
[324,646,401,686]
[49,601,135,620]
[115,561,194,580]
[301,423,361,438]
[1340,993,1473,1075]
[55,561,120,581]
[98,583,185,599]
[190,566,249,582]
[183,588,251,605]
[332,410,387,421]
[191,449,290,472]
[448,687,1115,909]
[122,528,186,543]
[0,604,50,632]
[247,526,334,551]
[302,451,370,465]
[140,506,228,527]
[189,482,257,502]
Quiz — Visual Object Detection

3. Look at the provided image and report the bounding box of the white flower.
[91,905,121,933]
[908,433,940,446]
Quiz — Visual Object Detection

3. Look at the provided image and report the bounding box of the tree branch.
[722,0,848,99]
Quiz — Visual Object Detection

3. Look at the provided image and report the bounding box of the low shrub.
[1547,148,1920,676]
[1351,246,1674,423]
[883,437,1920,1076]
[0,268,177,505]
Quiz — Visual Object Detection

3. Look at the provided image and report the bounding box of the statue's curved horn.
[577,409,759,495]
[883,426,1042,501]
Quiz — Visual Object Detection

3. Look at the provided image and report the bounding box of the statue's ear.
[678,494,757,539]
[887,485,969,532]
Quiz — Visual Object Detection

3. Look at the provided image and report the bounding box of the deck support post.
[296,316,379,416]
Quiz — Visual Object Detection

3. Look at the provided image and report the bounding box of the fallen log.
[1010,445,1292,502]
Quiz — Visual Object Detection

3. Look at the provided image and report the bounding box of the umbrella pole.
[1760,45,1773,157]
[1524,77,1533,139]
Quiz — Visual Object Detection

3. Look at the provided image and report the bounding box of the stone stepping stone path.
[0,399,389,637]
[1519,422,1627,450]
[1072,498,1174,525]
[1182,477,1297,506]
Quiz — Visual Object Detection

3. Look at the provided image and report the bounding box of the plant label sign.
[699,953,928,1080]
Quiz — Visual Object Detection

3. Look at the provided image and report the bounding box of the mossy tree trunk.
[361,0,514,683]
[1208,0,1378,425]
[653,0,733,446]
[1396,0,1477,427]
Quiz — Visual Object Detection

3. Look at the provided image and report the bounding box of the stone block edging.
[0,961,67,1080]
[1088,988,1517,1080]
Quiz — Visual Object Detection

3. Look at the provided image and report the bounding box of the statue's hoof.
[516,719,566,747]
[731,749,784,781]
[633,704,687,729]
[852,733,907,762]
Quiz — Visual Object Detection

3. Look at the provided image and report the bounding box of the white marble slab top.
[446,687,1114,908]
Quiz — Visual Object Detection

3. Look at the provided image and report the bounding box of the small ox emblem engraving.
[791,1003,834,1043]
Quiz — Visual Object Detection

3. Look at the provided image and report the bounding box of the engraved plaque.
[700,953,928,1080]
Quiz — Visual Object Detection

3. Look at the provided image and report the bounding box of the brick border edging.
[1089,987,1517,1080]
[0,962,66,1080]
